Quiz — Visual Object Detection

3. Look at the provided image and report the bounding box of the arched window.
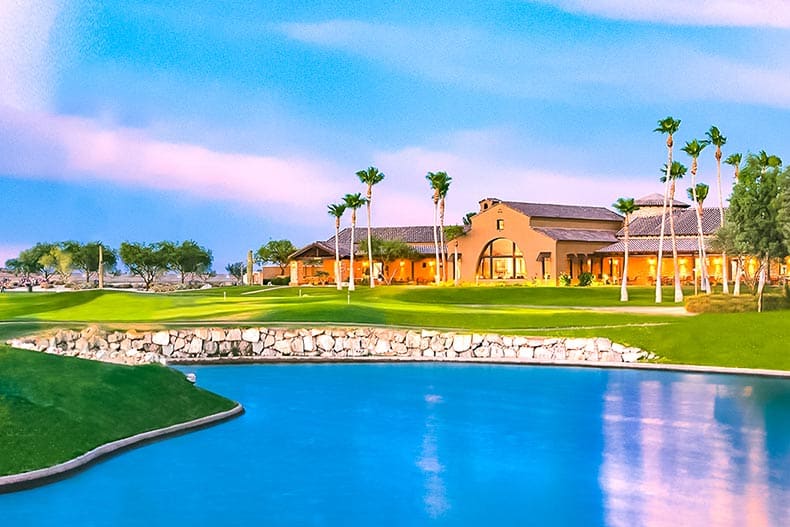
[476,238,526,279]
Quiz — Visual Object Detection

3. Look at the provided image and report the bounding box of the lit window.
[496,219,505,230]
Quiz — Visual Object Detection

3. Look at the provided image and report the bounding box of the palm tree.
[425,171,446,284]
[342,193,366,292]
[327,202,346,291]
[681,139,710,293]
[756,150,782,172]
[725,153,742,181]
[436,172,453,282]
[612,197,639,302]
[724,153,743,294]
[654,116,681,303]
[356,166,385,288]
[706,126,729,293]
[687,183,710,294]
[659,160,687,301]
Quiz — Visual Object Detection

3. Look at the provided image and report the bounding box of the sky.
[2,0,789,270]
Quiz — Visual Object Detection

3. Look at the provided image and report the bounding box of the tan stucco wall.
[455,203,557,282]
[292,256,438,285]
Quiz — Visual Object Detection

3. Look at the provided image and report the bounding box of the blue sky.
[2,0,789,269]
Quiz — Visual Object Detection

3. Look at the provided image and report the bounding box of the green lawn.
[0,285,788,370]
[0,346,236,476]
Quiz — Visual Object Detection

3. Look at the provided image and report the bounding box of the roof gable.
[624,208,723,237]
[502,201,623,222]
[326,226,437,246]
[635,193,689,208]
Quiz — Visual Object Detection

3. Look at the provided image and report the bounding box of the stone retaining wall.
[6,326,656,365]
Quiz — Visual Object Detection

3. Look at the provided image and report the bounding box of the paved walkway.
[454,304,692,316]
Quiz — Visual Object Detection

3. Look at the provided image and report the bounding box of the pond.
[2,364,789,526]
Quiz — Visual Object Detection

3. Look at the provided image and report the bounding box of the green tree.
[63,241,117,284]
[444,225,465,241]
[727,153,787,311]
[5,249,42,281]
[255,239,297,276]
[682,139,710,294]
[39,244,73,283]
[654,116,681,303]
[462,212,476,227]
[119,242,171,289]
[612,197,639,302]
[327,202,347,290]
[659,160,687,302]
[356,166,385,288]
[358,236,421,284]
[163,240,213,284]
[706,125,729,292]
[225,262,244,285]
[687,183,711,294]
[8,244,55,282]
[342,193,367,291]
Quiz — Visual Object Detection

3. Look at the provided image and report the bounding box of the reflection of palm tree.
[612,197,639,302]
[682,139,710,293]
[327,202,346,291]
[654,116,681,303]
[687,183,710,294]
[660,160,687,302]
[724,153,743,295]
[706,126,729,293]
[356,166,385,288]
[343,193,366,292]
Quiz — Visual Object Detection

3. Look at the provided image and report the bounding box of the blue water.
[2,364,789,526]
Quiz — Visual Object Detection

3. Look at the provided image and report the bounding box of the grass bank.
[1,285,788,370]
[0,346,236,477]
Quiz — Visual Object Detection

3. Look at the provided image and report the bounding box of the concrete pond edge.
[0,403,244,493]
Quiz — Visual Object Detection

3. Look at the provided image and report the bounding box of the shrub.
[268,276,291,286]
[685,293,789,313]
[559,273,571,287]
[577,272,594,287]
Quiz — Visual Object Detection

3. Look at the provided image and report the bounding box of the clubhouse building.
[288,195,787,286]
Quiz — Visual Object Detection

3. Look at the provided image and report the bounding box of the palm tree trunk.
[716,153,729,293]
[620,221,629,302]
[366,195,375,288]
[335,220,342,291]
[432,200,440,284]
[439,198,447,282]
[349,212,356,292]
[98,244,104,289]
[734,256,742,296]
[656,164,672,303]
[668,182,683,303]
[699,206,710,293]
[692,204,707,294]
[756,253,768,312]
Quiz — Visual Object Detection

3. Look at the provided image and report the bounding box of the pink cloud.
[0,106,347,223]
[534,0,790,28]
[371,142,659,227]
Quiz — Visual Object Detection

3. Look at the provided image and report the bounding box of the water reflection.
[417,392,450,518]
[601,373,790,526]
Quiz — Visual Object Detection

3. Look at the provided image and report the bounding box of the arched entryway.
[476,238,526,279]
